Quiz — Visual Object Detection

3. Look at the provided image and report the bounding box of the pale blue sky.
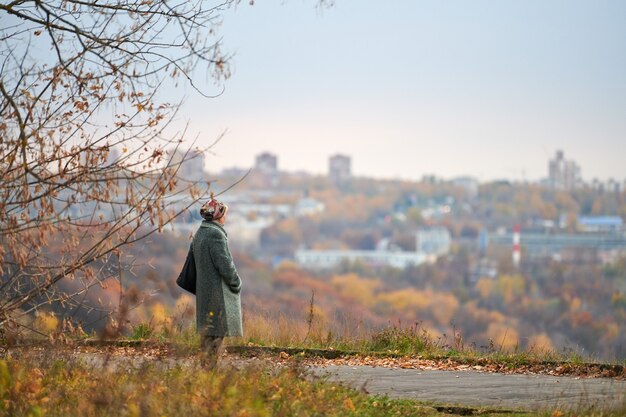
[180,0,626,182]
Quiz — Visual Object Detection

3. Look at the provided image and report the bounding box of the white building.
[231,203,292,217]
[416,227,451,256]
[577,216,623,233]
[294,197,325,217]
[226,213,275,246]
[295,249,426,269]
[295,227,451,270]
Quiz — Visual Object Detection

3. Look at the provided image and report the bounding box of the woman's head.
[200,198,228,223]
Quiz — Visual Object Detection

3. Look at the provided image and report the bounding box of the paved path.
[21,346,626,412]
[312,365,626,411]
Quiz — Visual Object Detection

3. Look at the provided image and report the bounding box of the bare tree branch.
[0,0,237,332]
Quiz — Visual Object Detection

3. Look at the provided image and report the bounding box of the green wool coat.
[192,220,243,337]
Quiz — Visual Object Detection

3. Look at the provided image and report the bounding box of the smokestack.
[512,224,521,267]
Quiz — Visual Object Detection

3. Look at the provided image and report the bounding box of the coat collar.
[200,220,228,236]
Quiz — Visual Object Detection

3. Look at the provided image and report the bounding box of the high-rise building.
[255,152,278,175]
[548,150,581,190]
[329,154,351,183]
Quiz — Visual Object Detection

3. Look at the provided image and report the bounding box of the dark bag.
[176,243,196,294]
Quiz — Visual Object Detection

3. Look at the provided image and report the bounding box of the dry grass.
[1,347,624,417]
[0,349,523,417]
[118,310,607,374]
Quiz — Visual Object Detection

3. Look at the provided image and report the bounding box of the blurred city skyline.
[175,1,626,182]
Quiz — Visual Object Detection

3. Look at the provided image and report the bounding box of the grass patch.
[117,317,623,374]
[21,315,623,381]
[237,319,587,367]
[1,348,624,417]
[0,349,533,417]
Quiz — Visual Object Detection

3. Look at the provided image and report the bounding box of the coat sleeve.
[208,232,242,294]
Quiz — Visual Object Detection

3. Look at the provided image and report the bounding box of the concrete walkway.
[17,344,626,412]
[312,364,626,411]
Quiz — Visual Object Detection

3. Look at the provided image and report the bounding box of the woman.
[193,197,243,367]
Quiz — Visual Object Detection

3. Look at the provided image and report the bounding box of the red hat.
[200,198,228,221]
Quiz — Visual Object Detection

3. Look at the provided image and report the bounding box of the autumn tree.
[0,0,235,334]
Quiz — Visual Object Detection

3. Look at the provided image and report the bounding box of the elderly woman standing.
[193,198,243,367]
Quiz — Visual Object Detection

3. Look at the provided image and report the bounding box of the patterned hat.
[200,198,228,221]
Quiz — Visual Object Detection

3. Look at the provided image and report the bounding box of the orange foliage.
[570,311,594,327]
[272,267,334,295]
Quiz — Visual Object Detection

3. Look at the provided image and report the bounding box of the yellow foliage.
[127,403,140,417]
[376,288,459,325]
[496,275,525,304]
[377,289,430,311]
[35,311,59,333]
[343,397,356,411]
[151,303,167,323]
[150,302,172,331]
[527,333,555,352]
[0,360,10,397]
[331,273,381,306]
[476,275,525,304]
[475,278,493,301]
[485,322,519,351]
[431,293,460,326]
